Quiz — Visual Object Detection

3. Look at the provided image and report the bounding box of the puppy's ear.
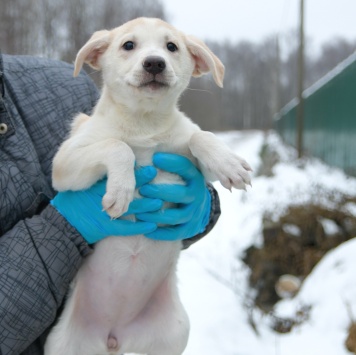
[73,30,111,77]
[185,35,225,88]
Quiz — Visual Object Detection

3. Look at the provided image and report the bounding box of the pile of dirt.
[243,201,356,311]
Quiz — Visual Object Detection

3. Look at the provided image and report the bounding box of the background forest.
[1,0,355,130]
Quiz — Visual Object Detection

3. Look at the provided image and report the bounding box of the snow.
[282,224,301,237]
[319,218,340,236]
[178,130,356,355]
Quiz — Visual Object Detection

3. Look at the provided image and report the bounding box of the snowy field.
[178,130,356,355]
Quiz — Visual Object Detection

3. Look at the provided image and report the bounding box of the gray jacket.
[0,54,220,355]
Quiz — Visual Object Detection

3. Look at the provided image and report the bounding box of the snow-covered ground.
[178,130,356,355]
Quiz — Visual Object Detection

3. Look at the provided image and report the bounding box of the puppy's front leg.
[52,138,136,218]
[189,131,252,190]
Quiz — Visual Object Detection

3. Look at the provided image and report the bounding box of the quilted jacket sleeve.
[182,183,220,249]
[0,54,99,355]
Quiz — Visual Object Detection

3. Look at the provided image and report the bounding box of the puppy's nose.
[142,56,166,75]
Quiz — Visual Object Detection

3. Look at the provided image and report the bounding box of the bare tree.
[0,0,39,54]
[0,0,167,60]
[180,33,356,131]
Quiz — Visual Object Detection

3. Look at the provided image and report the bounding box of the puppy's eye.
[123,41,135,50]
[167,42,178,52]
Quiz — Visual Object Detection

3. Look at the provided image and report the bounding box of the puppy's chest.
[90,115,198,178]
[132,141,194,186]
[131,141,192,165]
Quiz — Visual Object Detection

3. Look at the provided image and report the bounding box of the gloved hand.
[51,166,161,244]
[137,153,211,241]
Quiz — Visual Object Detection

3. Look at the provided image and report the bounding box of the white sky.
[162,0,356,50]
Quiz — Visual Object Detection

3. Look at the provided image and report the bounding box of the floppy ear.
[185,35,225,88]
[73,30,111,77]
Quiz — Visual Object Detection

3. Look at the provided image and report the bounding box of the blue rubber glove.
[137,153,211,241]
[51,166,161,244]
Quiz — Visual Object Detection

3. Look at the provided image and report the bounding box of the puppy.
[45,17,251,355]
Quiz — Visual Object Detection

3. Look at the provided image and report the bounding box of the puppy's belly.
[72,236,181,331]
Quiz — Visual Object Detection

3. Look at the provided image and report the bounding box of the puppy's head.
[74,18,224,104]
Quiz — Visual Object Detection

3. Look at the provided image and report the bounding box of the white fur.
[45,17,251,355]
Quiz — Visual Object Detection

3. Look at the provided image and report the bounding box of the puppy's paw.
[189,131,252,191]
[214,154,252,191]
[102,185,134,219]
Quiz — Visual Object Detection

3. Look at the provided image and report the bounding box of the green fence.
[275,52,356,176]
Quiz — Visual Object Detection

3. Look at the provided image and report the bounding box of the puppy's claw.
[102,190,132,219]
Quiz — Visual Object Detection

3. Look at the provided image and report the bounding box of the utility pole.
[271,35,281,129]
[297,0,305,158]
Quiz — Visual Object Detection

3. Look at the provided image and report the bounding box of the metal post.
[297,0,305,158]
[272,35,281,129]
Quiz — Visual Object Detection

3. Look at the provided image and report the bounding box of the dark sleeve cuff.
[182,183,221,250]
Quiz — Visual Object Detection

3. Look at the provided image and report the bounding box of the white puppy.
[45,17,251,355]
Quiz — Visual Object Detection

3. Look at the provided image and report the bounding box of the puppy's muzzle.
[143,56,166,75]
